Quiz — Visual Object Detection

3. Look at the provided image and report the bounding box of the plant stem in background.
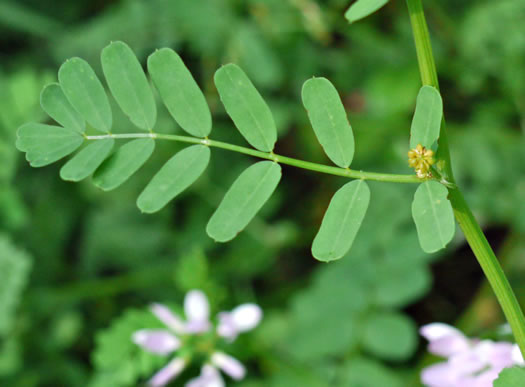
[406,0,525,355]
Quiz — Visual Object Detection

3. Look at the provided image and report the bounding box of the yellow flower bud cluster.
[408,144,435,178]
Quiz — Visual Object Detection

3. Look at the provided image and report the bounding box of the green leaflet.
[148,48,211,137]
[311,180,370,262]
[361,312,417,361]
[16,123,84,167]
[93,138,155,191]
[345,0,389,23]
[206,161,281,242]
[214,64,277,152]
[494,367,525,387]
[101,41,157,131]
[340,358,403,387]
[409,85,443,149]
[302,77,355,168]
[60,139,115,182]
[412,181,455,253]
[137,145,210,213]
[58,57,112,132]
[40,83,85,133]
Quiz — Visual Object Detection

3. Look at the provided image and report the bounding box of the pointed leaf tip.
[345,0,389,23]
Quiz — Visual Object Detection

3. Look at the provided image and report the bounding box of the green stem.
[406,0,525,355]
[86,132,421,184]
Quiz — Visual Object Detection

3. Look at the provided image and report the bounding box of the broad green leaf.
[361,312,417,361]
[374,264,431,308]
[137,145,210,213]
[410,85,443,149]
[0,235,31,336]
[60,139,115,182]
[214,64,277,152]
[207,161,281,242]
[40,83,85,133]
[345,0,389,23]
[494,366,525,387]
[101,41,156,130]
[58,57,112,132]
[311,180,370,262]
[93,138,154,191]
[302,77,355,168]
[16,123,84,167]
[148,48,211,137]
[340,357,404,387]
[412,181,455,253]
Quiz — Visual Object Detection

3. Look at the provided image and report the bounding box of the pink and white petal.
[216,312,238,341]
[448,349,486,376]
[230,303,262,332]
[421,361,458,387]
[150,303,186,334]
[420,323,470,357]
[185,365,225,387]
[470,369,500,387]
[132,329,180,355]
[512,344,525,364]
[211,352,246,381]
[185,290,210,324]
[476,340,515,369]
[148,357,186,387]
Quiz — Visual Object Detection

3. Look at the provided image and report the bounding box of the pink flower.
[420,323,524,387]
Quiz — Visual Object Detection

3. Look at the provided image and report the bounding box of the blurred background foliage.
[1,0,525,385]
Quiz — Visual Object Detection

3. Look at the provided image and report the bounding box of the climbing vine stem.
[406,0,525,356]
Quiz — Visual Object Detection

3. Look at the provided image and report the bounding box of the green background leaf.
[302,77,355,168]
[207,161,281,242]
[494,366,525,387]
[60,138,115,181]
[137,145,210,213]
[58,57,112,132]
[93,138,155,191]
[410,85,443,149]
[148,48,211,138]
[40,83,85,133]
[345,0,389,24]
[101,41,156,131]
[412,181,455,253]
[312,180,370,262]
[214,63,277,152]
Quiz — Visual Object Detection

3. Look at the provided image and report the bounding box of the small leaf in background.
[302,77,355,168]
[60,138,115,182]
[148,48,211,138]
[58,57,112,132]
[494,366,525,387]
[40,83,85,133]
[409,85,443,149]
[137,145,210,213]
[312,180,370,262]
[412,181,455,253]
[93,138,155,191]
[101,41,157,131]
[16,123,84,167]
[207,161,281,242]
[340,357,404,387]
[345,0,389,24]
[361,312,417,361]
[0,234,32,336]
[214,64,277,152]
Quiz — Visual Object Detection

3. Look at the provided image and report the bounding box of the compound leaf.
[410,85,443,149]
[93,138,154,191]
[148,48,211,137]
[345,0,389,23]
[214,64,277,152]
[16,123,84,167]
[58,57,112,132]
[60,138,115,182]
[302,77,355,168]
[412,181,455,253]
[40,83,85,133]
[312,180,370,262]
[137,145,210,213]
[101,41,156,130]
[207,161,281,242]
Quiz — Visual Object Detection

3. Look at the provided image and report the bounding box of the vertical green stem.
[406,0,525,355]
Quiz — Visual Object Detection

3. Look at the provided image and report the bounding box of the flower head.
[132,289,263,386]
[420,322,524,387]
[408,144,435,178]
